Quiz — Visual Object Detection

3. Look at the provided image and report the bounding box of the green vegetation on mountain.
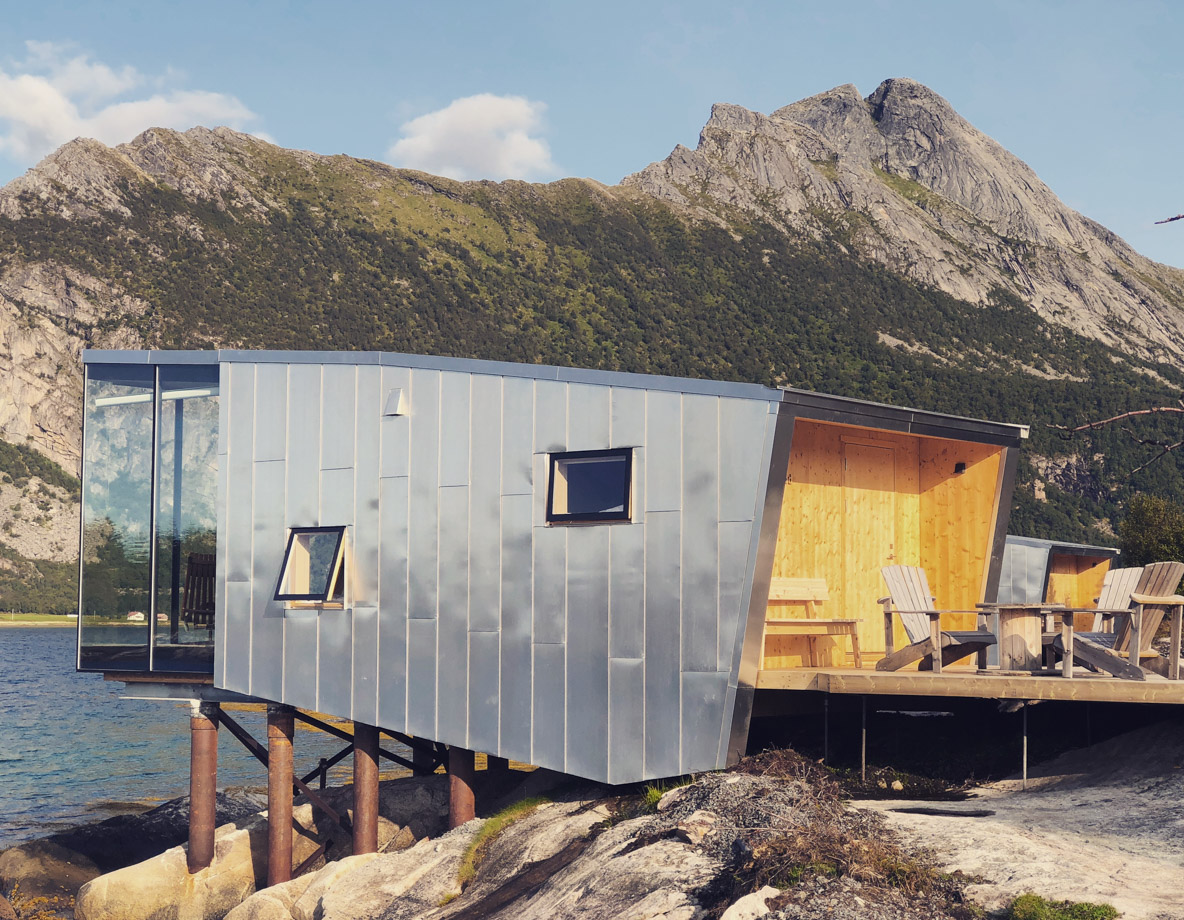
[0,541,77,614]
[3,151,1184,573]
[0,438,79,496]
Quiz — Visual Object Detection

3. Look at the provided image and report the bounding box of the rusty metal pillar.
[188,701,219,873]
[267,704,295,886]
[353,722,380,854]
[486,755,510,774]
[448,747,476,829]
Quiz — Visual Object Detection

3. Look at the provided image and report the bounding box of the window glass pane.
[79,365,154,670]
[153,366,219,673]
[548,449,632,523]
[563,456,628,514]
[304,531,343,597]
[276,528,345,602]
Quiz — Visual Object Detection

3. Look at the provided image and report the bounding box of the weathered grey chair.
[877,566,996,673]
[1089,566,1146,630]
[1053,561,1184,680]
[1038,565,1143,666]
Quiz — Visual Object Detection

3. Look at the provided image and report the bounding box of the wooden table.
[990,604,1062,671]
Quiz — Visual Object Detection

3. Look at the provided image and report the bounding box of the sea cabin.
[77,348,1043,875]
[77,348,1030,777]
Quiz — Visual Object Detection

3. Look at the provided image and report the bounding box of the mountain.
[628,79,1184,366]
[2,79,1183,610]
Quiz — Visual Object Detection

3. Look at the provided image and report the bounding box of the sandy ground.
[856,719,1184,920]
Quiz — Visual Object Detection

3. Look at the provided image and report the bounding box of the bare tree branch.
[1048,404,1184,437]
[1156,214,1184,224]
[1130,441,1184,476]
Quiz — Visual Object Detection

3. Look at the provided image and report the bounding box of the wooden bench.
[763,577,862,668]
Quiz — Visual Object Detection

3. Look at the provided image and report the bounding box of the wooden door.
[842,440,897,654]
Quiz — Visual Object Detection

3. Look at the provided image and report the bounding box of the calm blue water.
[0,627,367,847]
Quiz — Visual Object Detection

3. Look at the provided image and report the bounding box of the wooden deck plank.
[755,667,1184,703]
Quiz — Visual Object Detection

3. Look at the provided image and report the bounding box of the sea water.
[0,627,384,847]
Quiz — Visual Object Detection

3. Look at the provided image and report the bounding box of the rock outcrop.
[70,776,450,920]
[625,78,1184,366]
[0,792,266,906]
[0,838,100,902]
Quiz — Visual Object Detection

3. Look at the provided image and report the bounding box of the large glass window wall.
[78,362,219,673]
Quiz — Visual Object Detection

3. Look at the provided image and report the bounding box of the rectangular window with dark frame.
[547,448,633,523]
[275,526,346,604]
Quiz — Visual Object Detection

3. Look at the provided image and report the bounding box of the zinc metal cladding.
[209,354,776,784]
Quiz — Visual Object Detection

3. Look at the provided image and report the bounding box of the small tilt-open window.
[547,448,633,524]
[275,526,346,605]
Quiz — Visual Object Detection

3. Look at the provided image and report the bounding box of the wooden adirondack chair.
[1089,566,1145,631]
[1038,566,1143,665]
[877,566,997,673]
[182,553,216,632]
[1054,561,1184,680]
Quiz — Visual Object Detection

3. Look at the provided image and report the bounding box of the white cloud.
[0,41,259,164]
[387,93,559,181]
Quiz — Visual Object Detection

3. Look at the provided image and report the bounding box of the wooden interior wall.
[764,420,1006,671]
[767,421,919,667]
[1046,553,1112,630]
[917,440,1003,630]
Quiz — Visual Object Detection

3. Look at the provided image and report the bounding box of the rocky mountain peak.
[0,126,287,222]
[624,78,1184,365]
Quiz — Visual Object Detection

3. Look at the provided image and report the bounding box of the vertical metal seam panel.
[723,403,793,767]
[983,446,1021,603]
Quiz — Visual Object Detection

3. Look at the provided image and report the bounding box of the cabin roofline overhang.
[83,349,778,402]
[1005,534,1121,559]
[83,350,1032,446]
[778,388,1029,446]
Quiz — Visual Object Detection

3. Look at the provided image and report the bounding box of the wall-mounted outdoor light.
[383,388,408,416]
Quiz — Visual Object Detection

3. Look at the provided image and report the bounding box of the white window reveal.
[275,526,346,606]
[547,449,633,524]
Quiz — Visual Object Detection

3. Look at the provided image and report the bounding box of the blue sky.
[1,0,1181,267]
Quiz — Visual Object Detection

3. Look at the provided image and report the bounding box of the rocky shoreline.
[1,755,985,920]
[6,726,1182,920]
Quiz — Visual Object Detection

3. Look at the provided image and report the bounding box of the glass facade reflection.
[78,362,219,673]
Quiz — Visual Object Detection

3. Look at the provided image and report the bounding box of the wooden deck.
[756,667,1184,704]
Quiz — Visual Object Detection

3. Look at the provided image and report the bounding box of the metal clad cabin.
[77,350,1028,785]
[997,535,1120,630]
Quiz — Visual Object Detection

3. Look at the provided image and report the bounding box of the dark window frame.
[274,525,347,603]
[546,448,633,524]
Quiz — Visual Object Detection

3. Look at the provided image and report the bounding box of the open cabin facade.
[75,349,1184,878]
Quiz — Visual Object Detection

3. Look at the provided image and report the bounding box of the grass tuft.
[1004,893,1120,920]
[456,796,548,889]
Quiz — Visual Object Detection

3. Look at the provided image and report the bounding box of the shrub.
[1005,892,1120,920]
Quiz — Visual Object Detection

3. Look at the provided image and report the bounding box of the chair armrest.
[1131,593,1184,605]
